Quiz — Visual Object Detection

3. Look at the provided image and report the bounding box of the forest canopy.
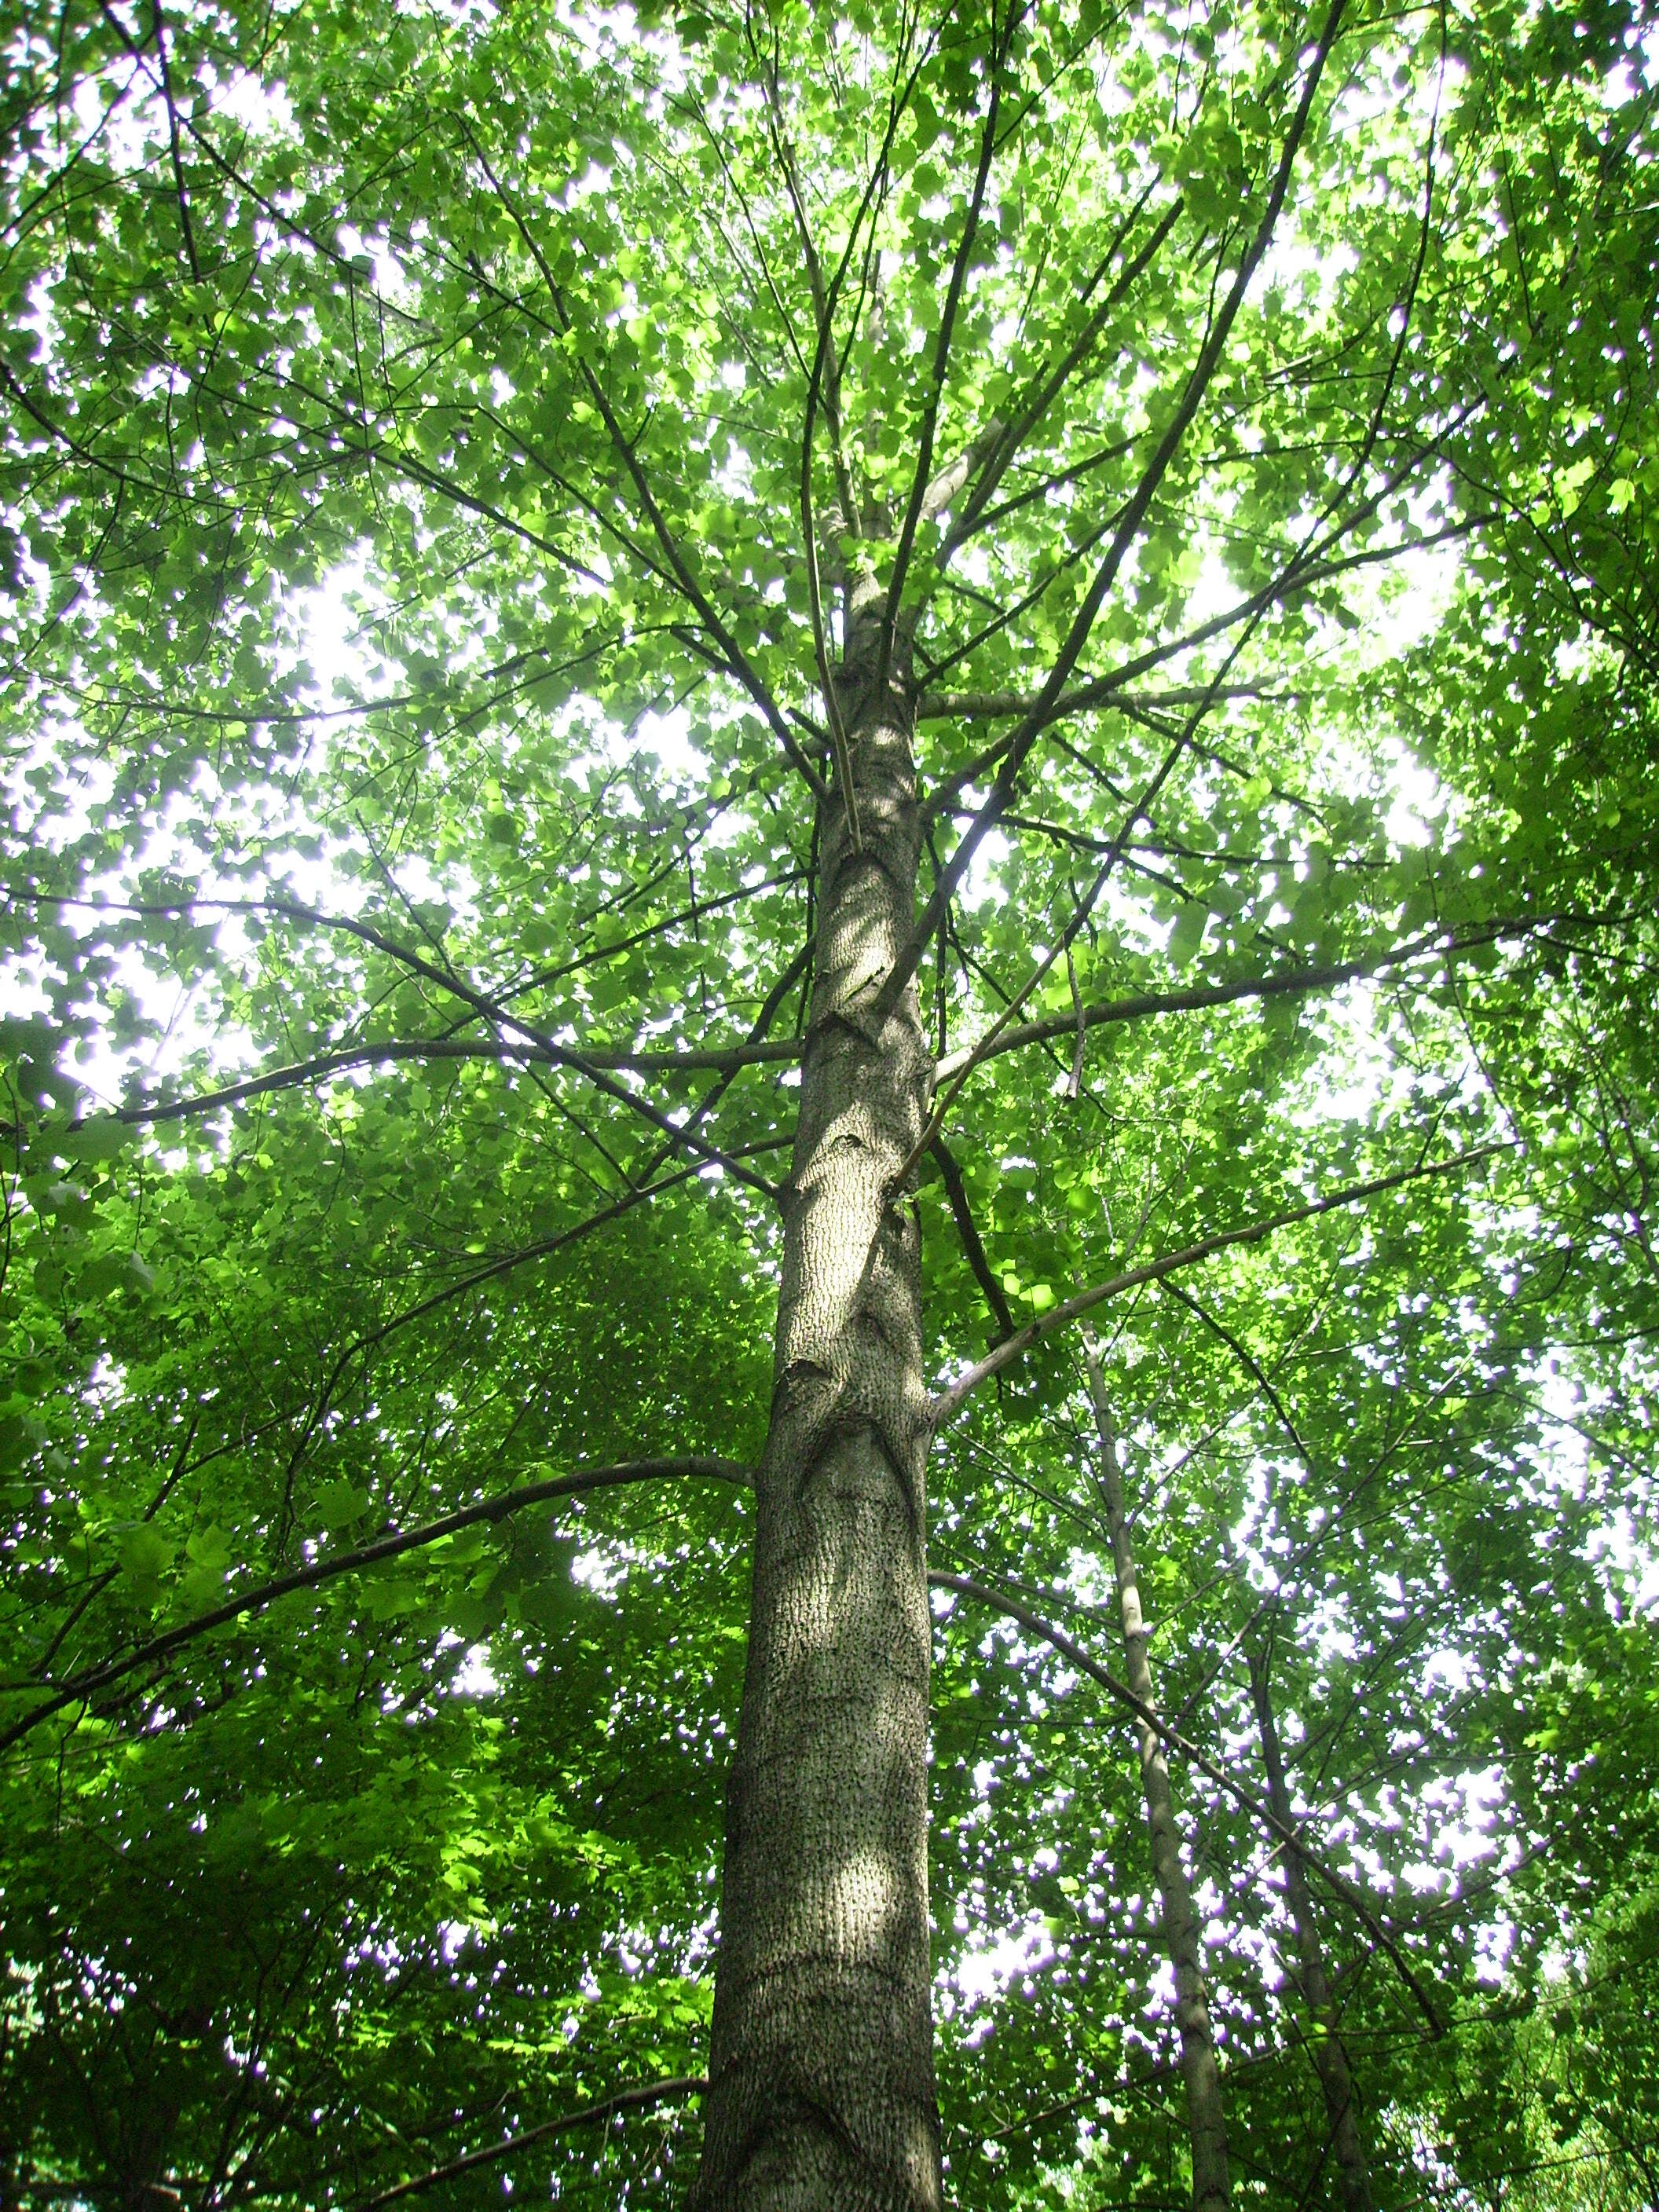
[2,0,1657,2207]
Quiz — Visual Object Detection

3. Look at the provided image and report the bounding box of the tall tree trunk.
[1247,1643,1375,2212]
[691,578,940,2212]
[1083,1342,1230,2212]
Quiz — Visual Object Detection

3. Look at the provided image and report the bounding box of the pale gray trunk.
[1083,1344,1229,2212]
[690,580,940,2212]
[1247,1646,1375,2212]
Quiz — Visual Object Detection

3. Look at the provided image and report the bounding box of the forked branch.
[877,0,1352,1023]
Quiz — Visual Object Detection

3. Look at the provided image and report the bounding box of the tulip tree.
[2,0,1657,2208]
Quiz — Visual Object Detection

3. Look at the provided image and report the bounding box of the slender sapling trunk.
[1248,1641,1375,2212]
[1083,1340,1230,2212]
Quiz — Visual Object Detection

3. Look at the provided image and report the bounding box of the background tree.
[2,0,1657,2208]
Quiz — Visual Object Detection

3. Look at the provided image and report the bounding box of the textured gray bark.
[690,580,941,2212]
[1083,1344,1230,2212]
[1248,1646,1375,2212]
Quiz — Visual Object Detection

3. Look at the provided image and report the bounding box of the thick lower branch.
[2,1459,753,1756]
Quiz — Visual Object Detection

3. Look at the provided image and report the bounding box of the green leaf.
[1166,903,1207,969]
[313,1481,372,1532]
[119,1526,175,1582]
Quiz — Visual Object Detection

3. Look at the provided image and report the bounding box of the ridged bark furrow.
[692,593,941,2212]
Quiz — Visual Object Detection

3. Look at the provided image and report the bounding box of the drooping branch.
[2,1459,754,1757]
[931,1143,1511,1426]
[929,1571,1445,2035]
[929,1133,1016,1342]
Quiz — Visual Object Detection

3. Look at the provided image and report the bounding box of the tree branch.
[930,1133,1015,1342]
[75,1035,801,1133]
[876,23,1009,694]
[930,916,1588,1082]
[258,1133,787,1564]
[150,0,201,278]
[931,1142,1511,1426]
[944,192,1182,554]
[461,126,830,808]
[877,0,1350,1023]
[355,2076,708,2211]
[930,1571,1445,2035]
[786,24,935,847]
[917,681,1279,725]
[2,1461,753,1757]
[263,895,786,1199]
[8,915,1613,1144]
